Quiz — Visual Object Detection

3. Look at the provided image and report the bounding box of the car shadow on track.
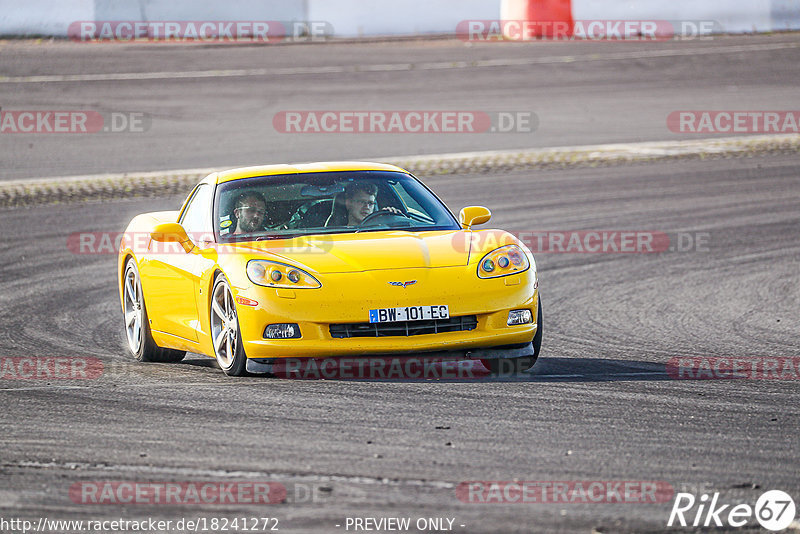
[173,355,673,383]
[519,357,670,382]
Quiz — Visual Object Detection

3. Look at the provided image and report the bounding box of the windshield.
[214,171,459,240]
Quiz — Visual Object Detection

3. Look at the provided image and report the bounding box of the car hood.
[226,230,475,274]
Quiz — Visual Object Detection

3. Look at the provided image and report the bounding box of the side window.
[180,184,212,235]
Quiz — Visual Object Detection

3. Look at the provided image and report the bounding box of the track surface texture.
[2,156,799,533]
[1,34,799,534]
[0,34,799,180]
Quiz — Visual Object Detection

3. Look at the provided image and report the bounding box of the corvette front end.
[228,262,538,359]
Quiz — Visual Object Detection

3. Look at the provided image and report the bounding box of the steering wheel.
[358,208,410,226]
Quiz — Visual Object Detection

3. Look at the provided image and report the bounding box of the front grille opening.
[329,315,478,339]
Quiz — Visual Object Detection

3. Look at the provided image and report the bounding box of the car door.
[142,184,213,342]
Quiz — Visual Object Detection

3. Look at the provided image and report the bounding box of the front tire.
[210,273,248,376]
[531,293,542,358]
[122,259,186,363]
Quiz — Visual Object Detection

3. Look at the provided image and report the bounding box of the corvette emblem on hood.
[388,280,417,288]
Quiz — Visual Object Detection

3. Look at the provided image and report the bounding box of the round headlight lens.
[498,256,510,268]
[482,259,495,272]
[270,270,283,282]
[248,262,266,280]
[287,270,300,283]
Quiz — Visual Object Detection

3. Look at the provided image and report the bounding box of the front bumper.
[229,265,538,359]
[245,341,536,374]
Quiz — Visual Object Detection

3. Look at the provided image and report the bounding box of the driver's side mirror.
[459,206,491,229]
[150,223,194,253]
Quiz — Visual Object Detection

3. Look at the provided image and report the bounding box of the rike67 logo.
[668,490,796,531]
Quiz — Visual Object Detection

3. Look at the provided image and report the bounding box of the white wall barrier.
[92,0,306,22]
[0,0,93,36]
[570,0,793,34]
[0,0,307,37]
[0,0,797,37]
[308,0,501,37]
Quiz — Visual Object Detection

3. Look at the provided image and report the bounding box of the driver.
[343,182,401,226]
[232,191,268,234]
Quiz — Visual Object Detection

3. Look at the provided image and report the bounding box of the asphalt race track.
[1,34,800,180]
[1,35,799,534]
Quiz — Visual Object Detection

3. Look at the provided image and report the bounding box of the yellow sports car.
[118,162,541,376]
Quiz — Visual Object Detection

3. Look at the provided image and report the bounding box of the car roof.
[211,161,410,184]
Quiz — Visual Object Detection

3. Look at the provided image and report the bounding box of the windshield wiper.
[354,226,411,234]
[256,233,305,241]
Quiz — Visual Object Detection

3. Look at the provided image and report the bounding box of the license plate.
[369,305,449,323]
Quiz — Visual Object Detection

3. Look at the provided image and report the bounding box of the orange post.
[501,0,574,39]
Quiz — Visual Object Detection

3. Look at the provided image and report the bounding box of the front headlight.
[477,245,530,279]
[246,260,321,289]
